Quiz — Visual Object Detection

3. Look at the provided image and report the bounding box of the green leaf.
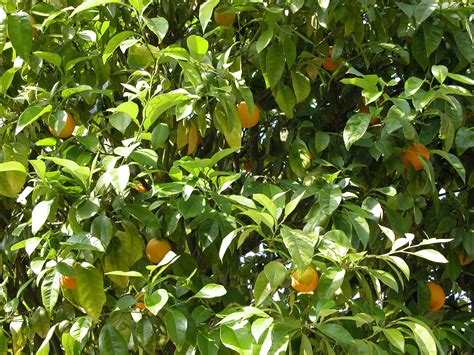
[348,212,370,248]
[452,30,474,62]
[90,215,113,249]
[382,328,405,353]
[109,112,132,134]
[423,20,442,57]
[41,271,60,314]
[0,6,7,53]
[103,31,135,63]
[8,12,32,59]
[284,191,305,220]
[281,226,316,270]
[254,271,273,306]
[199,0,219,32]
[264,261,287,289]
[317,267,346,299]
[431,65,448,84]
[98,323,128,355]
[144,90,193,130]
[446,72,474,86]
[319,186,342,215]
[343,113,371,150]
[256,27,273,53]
[455,128,474,155]
[187,35,209,61]
[33,51,62,68]
[145,289,168,315]
[213,101,241,149]
[36,325,57,355]
[0,161,26,173]
[177,195,206,219]
[73,263,106,322]
[291,71,311,103]
[431,149,465,183]
[283,35,296,68]
[266,42,285,89]
[252,318,274,343]
[197,331,220,355]
[399,321,437,355]
[316,323,353,344]
[299,333,313,355]
[165,309,188,351]
[151,123,170,148]
[323,230,352,248]
[275,84,296,117]
[220,324,253,353]
[415,0,437,26]
[71,0,123,17]
[32,200,54,235]
[144,17,168,43]
[411,249,448,263]
[369,269,399,292]
[404,77,424,96]
[191,284,227,299]
[16,105,52,134]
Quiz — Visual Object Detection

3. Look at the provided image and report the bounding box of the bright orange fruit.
[291,267,319,293]
[146,238,172,264]
[49,112,76,138]
[237,101,260,128]
[400,144,430,171]
[427,282,445,311]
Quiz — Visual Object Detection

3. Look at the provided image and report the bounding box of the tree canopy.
[0,0,473,354]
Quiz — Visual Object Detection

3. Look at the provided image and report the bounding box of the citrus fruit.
[214,5,236,27]
[291,267,319,293]
[427,282,445,311]
[400,144,430,171]
[459,250,472,266]
[60,275,77,290]
[49,111,76,138]
[134,183,147,193]
[134,294,146,310]
[146,238,172,264]
[322,46,339,72]
[237,101,260,128]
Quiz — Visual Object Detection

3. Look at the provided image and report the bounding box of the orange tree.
[0,0,473,353]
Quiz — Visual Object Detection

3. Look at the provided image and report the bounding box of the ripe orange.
[134,183,147,193]
[400,144,430,171]
[60,275,77,290]
[146,238,172,264]
[237,101,260,128]
[459,250,472,266]
[49,111,76,138]
[214,5,236,27]
[322,46,339,72]
[291,267,319,293]
[134,294,146,310]
[427,282,445,311]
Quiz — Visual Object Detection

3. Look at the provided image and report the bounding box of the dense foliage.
[0,0,473,353]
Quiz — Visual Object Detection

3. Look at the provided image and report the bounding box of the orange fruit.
[134,294,146,310]
[237,101,260,128]
[49,111,76,138]
[322,46,339,72]
[400,144,430,171]
[459,250,472,266]
[291,267,319,293]
[60,275,77,290]
[214,5,236,27]
[427,282,445,311]
[146,238,172,264]
[134,183,147,193]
